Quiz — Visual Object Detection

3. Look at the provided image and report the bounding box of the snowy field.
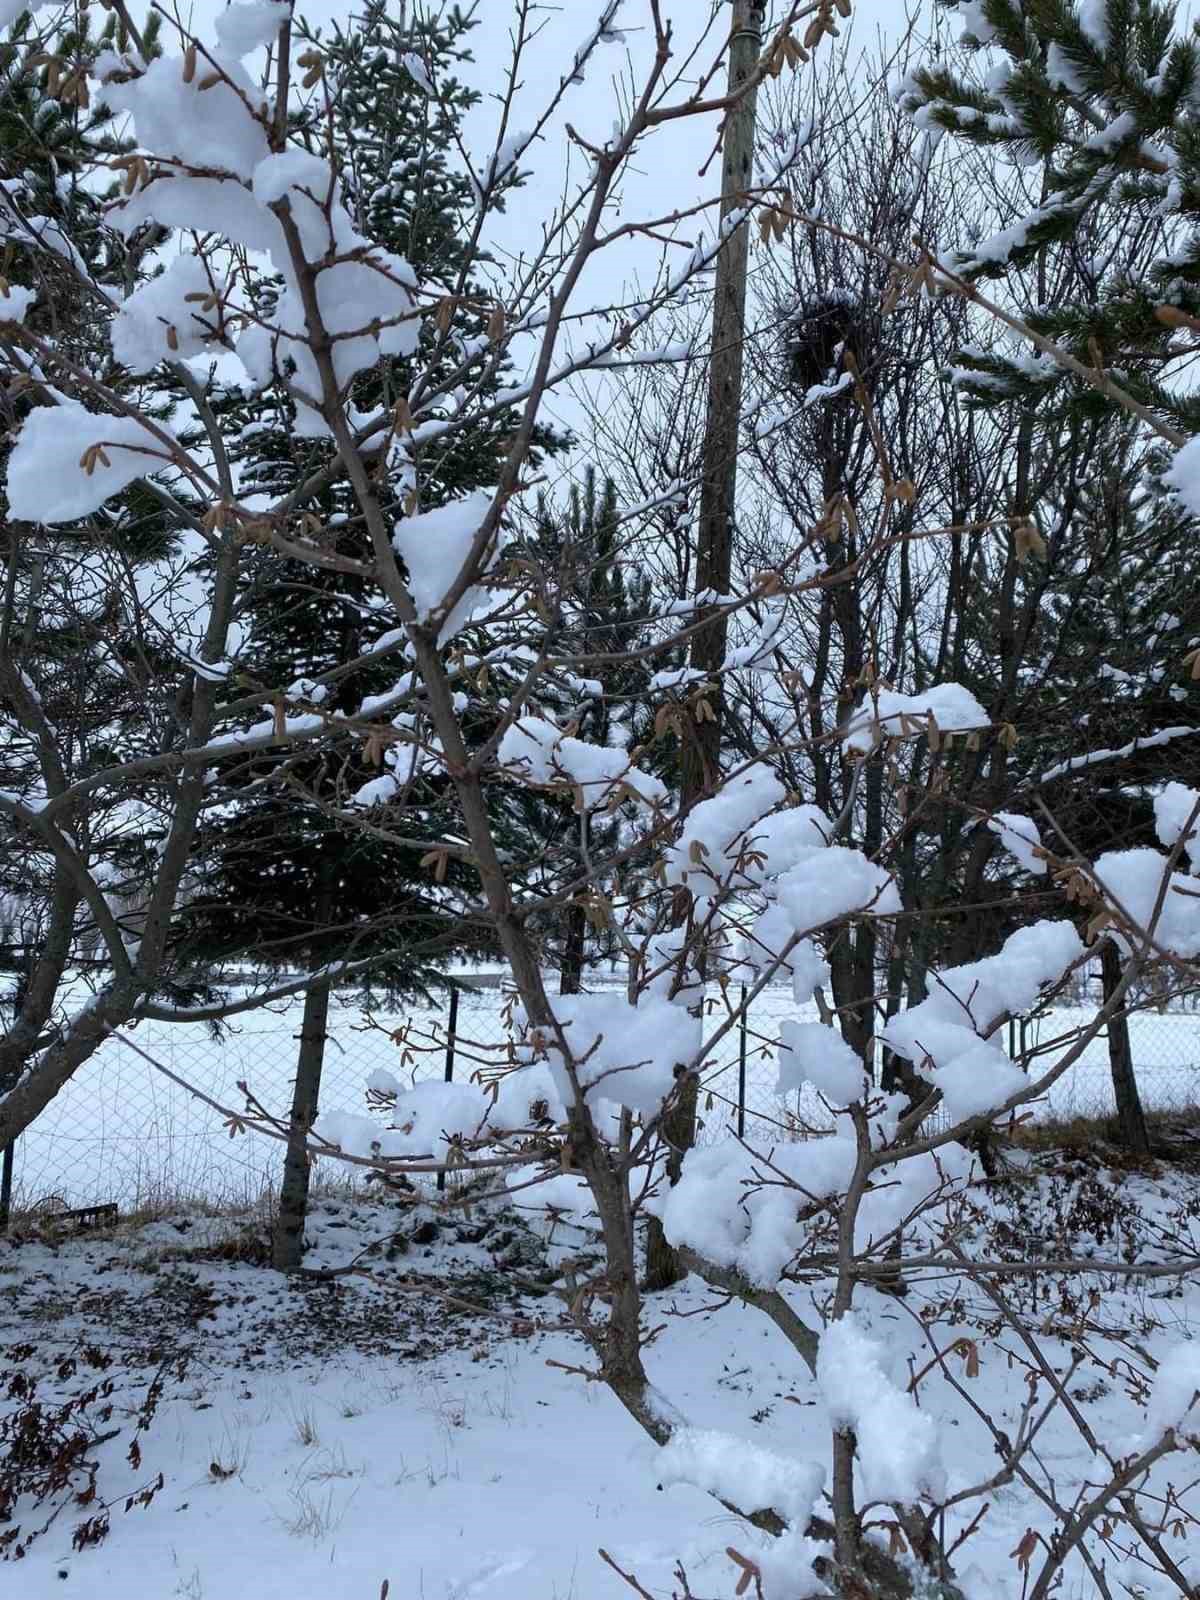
[2,1163,1199,1600]
[10,980,1200,1211]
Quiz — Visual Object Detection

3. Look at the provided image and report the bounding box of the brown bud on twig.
[885,477,917,506]
[78,443,112,476]
[392,394,414,434]
[297,50,325,89]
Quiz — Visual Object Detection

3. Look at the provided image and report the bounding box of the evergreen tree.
[182,3,569,996]
[893,0,1200,867]
[895,2,1200,1143]
[897,0,1200,432]
[170,5,572,1263]
[525,468,662,989]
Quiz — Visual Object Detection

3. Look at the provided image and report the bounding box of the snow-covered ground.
[11,982,1200,1211]
[2,1158,1198,1600]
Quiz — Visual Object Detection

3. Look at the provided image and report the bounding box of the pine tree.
[893,0,1200,861]
[525,468,662,989]
[894,4,1200,1144]
[897,0,1200,432]
[172,5,570,1264]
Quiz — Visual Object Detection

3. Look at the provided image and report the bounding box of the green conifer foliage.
[180,5,569,993]
[897,0,1200,432]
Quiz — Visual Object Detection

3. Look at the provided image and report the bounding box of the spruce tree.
[173,4,570,1264]
[525,468,661,990]
[183,2,569,995]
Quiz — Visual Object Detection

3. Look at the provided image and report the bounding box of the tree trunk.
[272,974,332,1271]
[559,898,586,996]
[642,1070,699,1291]
[1101,940,1150,1153]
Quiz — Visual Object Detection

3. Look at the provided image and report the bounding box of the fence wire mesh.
[7,982,1200,1213]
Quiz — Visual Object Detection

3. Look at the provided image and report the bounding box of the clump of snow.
[316,1079,491,1161]
[725,597,786,673]
[492,1059,567,1127]
[114,173,282,257]
[0,0,53,32]
[506,1165,596,1225]
[393,490,497,643]
[743,806,833,879]
[817,1312,943,1504]
[757,1528,832,1600]
[499,716,665,810]
[987,811,1047,875]
[520,991,699,1120]
[322,1058,565,1167]
[402,53,436,95]
[658,1428,824,1527]
[930,1039,1029,1123]
[1092,848,1200,958]
[1164,437,1200,518]
[954,0,998,43]
[1046,41,1088,93]
[663,1139,854,1288]
[215,0,289,57]
[739,931,829,1006]
[1142,1342,1200,1445]
[665,764,787,902]
[1153,783,1200,870]
[365,1067,402,1097]
[649,666,705,692]
[842,684,989,754]
[104,54,271,181]
[881,921,1084,1122]
[777,1021,866,1106]
[775,845,901,933]
[1078,0,1110,50]
[0,282,34,323]
[6,398,178,523]
[111,253,223,371]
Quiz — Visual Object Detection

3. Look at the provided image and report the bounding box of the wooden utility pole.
[682,0,767,800]
[644,0,767,1292]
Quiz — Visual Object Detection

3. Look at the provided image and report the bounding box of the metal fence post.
[437,986,459,1194]
[0,1139,13,1233]
[738,983,748,1140]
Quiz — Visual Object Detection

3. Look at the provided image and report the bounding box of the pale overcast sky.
[290,0,917,291]
[276,1,920,456]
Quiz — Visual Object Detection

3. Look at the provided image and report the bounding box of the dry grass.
[2,1171,369,1243]
[1007,1104,1200,1167]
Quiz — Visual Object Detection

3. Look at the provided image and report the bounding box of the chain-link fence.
[6,983,513,1214]
[696,989,1200,1146]
[6,981,1200,1214]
